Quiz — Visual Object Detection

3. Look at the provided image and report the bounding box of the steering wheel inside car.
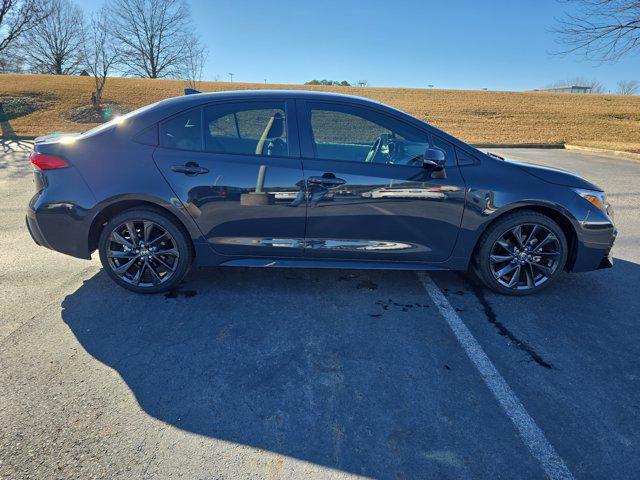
[364,133,394,164]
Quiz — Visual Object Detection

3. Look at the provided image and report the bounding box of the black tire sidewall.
[98,209,192,294]
[476,212,568,296]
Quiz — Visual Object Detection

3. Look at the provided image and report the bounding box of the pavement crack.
[465,276,555,370]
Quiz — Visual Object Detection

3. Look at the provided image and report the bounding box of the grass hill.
[1,74,639,152]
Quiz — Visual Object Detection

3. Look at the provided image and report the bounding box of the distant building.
[537,85,592,94]
[79,70,90,77]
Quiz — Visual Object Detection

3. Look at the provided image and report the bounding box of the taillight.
[30,152,69,170]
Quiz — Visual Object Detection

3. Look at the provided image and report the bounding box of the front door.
[153,99,307,257]
[297,101,466,263]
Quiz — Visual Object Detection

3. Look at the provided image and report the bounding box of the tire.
[98,208,193,294]
[473,210,568,296]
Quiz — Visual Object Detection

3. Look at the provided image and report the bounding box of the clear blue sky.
[84,0,639,91]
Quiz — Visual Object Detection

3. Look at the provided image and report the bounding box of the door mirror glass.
[423,148,446,168]
[423,148,447,178]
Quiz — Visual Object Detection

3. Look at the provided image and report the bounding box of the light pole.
[228,73,234,82]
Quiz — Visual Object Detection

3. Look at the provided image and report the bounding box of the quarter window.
[204,102,289,157]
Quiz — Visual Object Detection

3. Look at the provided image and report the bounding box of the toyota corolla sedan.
[26,90,616,295]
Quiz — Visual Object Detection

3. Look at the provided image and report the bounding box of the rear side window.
[160,109,202,151]
[204,102,289,157]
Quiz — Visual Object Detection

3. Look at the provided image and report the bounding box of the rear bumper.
[25,212,46,248]
[25,160,98,260]
[26,195,93,260]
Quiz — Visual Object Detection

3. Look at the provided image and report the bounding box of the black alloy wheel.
[474,211,568,295]
[98,209,192,293]
[489,223,561,290]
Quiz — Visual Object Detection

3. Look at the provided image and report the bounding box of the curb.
[471,143,565,149]
[472,143,640,161]
[564,144,640,161]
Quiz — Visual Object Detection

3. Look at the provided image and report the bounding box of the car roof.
[156,89,385,108]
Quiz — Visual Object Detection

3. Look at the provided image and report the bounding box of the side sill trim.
[219,258,451,271]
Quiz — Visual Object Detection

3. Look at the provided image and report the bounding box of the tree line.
[546,77,638,95]
[304,79,369,87]
[0,0,207,107]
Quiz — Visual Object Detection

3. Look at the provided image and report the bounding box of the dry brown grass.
[1,74,639,152]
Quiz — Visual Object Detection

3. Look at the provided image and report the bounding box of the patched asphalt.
[1,143,638,479]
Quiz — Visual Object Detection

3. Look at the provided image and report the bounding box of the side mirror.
[423,148,445,167]
[423,148,446,178]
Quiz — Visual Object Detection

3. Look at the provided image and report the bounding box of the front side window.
[160,109,202,151]
[204,102,288,157]
[307,103,432,166]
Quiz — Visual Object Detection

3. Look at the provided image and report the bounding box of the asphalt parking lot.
[1,143,639,479]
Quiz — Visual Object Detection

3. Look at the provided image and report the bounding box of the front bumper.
[598,251,614,269]
[570,217,617,272]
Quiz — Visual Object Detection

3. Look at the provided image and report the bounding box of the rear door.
[153,99,307,257]
[297,100,466,263]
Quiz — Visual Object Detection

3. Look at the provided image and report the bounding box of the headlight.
[573,188,610,214]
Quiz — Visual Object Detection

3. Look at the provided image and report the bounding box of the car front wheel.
[474,211,568,295]
[98,208,193,293]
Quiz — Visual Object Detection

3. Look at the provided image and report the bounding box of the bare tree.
[183,34,207,90]
[21,0,85,74]
[83,7,120,107]
[547,76,605,93]
[0,0,50,55]
[110,0,195,79]
[554,0,640,62]
[617,79,639,94]
[0,43,22,72]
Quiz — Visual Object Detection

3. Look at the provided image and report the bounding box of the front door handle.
[307,175,346,187]
[171,162,209,175]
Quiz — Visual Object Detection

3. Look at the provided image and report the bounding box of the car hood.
[503,157,602,191]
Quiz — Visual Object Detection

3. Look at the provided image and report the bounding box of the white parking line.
[418,273,574,480]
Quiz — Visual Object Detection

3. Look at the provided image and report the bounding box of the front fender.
[455,189,584,268]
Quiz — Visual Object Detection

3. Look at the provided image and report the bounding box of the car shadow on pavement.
[62,266,537,479]
[60,258,640,478]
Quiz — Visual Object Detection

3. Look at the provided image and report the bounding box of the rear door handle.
[171,163,209,175]
[307,176,346,187]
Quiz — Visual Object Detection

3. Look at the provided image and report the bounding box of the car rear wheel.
[474,211,568,296]
[98,208,193,293]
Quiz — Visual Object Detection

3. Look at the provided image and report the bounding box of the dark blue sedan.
[26,90,616,294]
